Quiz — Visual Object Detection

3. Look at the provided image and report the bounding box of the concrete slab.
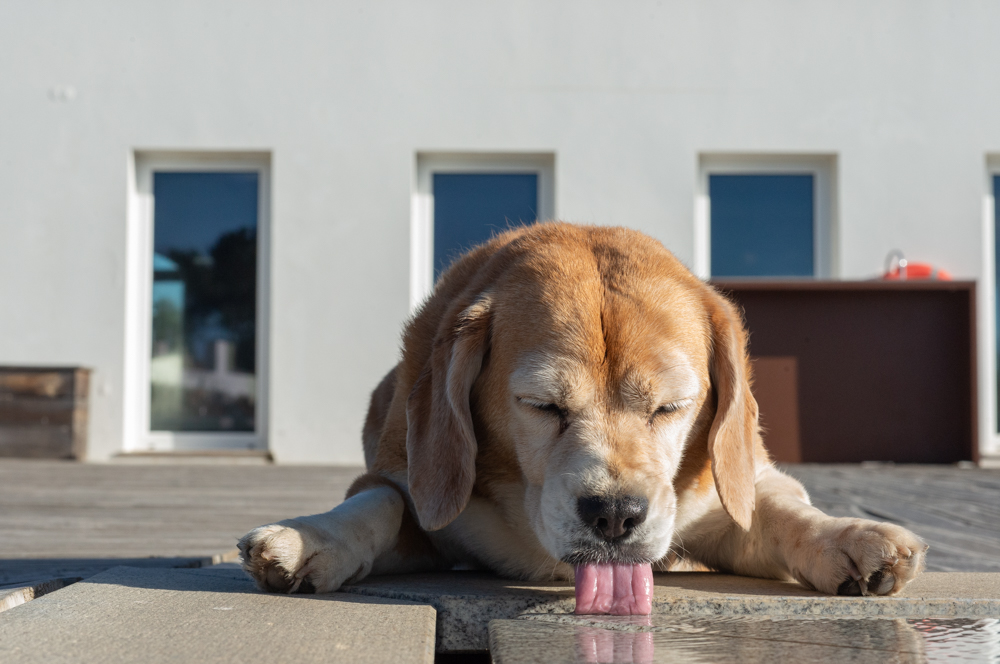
[0,577,79,613]
[489,615,1000,663]
[0,550,239,588]
[340,571,1000,651]
[0,566,436,664]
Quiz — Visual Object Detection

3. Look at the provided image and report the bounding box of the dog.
[239,223,926,606]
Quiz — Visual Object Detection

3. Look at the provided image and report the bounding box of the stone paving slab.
[0,550,240,588]
[0,577,79,613]
[0,565,436,664]
[340,571,1000,652]
[489,615,1000,663]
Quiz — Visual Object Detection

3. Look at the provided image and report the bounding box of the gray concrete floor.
[1,460,997,586]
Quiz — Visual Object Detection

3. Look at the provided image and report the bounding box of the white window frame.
[124,151,271,452]
[411,152,556,311]
[980,157,1000,459]
[695,154,838,280]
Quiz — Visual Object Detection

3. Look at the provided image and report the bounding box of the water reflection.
[914,618,1000,661]
[499,615,1000,663]
[575,617,654,663]
[150,172,259,432]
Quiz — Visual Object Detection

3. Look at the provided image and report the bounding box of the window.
[696,155,836,279]
[411,153,555,309]
[710,174,814,277]
[432,173,539,280]
[126,153,270,451]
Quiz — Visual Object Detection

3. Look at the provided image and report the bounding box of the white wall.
[2,1,999,462]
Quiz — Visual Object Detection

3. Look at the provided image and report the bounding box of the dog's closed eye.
[517,397,570,434]
[517,397,567,417]
[649,401,688,425]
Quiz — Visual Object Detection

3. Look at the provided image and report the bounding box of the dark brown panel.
[752,356,801,463]
[714,281,975,464]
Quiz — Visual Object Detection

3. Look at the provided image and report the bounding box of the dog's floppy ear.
[705,291,759,532]
[405,293,492,531]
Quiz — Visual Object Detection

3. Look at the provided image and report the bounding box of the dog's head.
[404,224,758,566]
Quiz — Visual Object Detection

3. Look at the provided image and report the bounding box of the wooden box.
[0,367,91,459]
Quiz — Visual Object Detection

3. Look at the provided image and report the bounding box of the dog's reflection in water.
[568,615,942,663]
[574,617,654,664]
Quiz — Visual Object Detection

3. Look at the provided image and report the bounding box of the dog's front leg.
[677,466,927,595]
[239,474,446,593]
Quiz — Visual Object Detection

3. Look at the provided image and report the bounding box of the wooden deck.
[1,460,997,588]
[0,460,361,587]
[781,463,1000,572]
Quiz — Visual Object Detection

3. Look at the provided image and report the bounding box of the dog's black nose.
[577,495,649,541]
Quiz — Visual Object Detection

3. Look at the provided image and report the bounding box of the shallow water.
[490,615,1000,663]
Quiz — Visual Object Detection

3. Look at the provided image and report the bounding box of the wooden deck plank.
[1,461,997,578]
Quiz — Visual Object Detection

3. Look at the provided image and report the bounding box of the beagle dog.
[239,223,926,612]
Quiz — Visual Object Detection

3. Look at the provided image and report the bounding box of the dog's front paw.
[791,518,927,596]
[238,520,370,594]
[238,523,307,592]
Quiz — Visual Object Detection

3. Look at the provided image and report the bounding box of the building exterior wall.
[1,1,998,463]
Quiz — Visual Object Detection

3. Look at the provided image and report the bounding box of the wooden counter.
[712,280,977,464]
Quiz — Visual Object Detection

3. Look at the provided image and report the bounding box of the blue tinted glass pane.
[710,174,814,277]
[995,176,1000,432]
[433,173,538,279]
[151,172,258,433]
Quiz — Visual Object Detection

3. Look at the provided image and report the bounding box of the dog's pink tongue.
[574,563,653,615]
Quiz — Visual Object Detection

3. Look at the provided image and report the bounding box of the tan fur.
[405,293,492,531]
[362,367,397,469]
[703,290,760,531]
[240,222,926,597]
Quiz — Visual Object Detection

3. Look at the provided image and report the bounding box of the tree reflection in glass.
[150,172,258,432]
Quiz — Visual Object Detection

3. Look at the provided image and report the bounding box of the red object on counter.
[883,263,952,280]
